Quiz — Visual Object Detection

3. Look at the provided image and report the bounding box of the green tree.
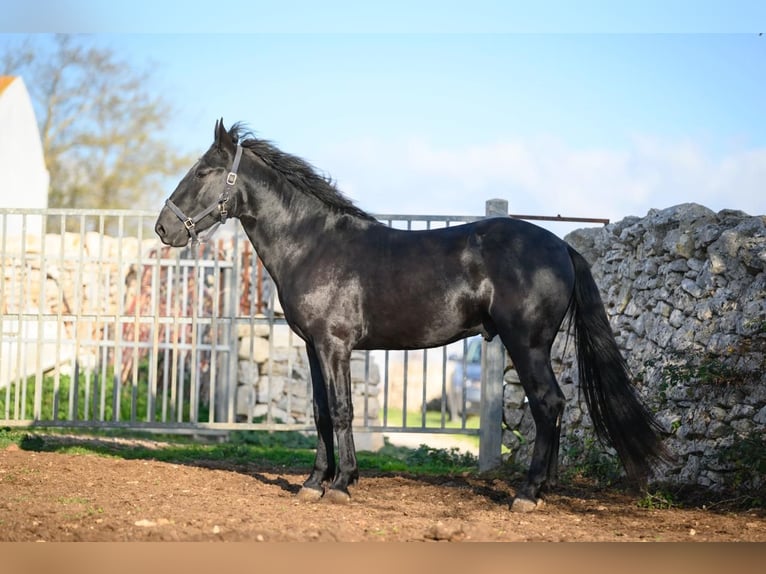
[1,34,190,212]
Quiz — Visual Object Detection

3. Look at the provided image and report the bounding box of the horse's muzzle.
[154,218,189,248]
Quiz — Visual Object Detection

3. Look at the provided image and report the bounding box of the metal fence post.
[479,199,507,472]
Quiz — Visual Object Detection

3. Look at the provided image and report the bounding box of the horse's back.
[462,217,575,284]
[351,217,575,349]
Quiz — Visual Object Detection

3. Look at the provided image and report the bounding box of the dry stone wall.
[502,203,766,495]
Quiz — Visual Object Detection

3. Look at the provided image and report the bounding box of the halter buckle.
[226,172,237,185]
[183,218,195,231]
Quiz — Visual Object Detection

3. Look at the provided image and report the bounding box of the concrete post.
[478,199,507,472]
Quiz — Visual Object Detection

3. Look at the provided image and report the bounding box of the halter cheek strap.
[165,144,243,244]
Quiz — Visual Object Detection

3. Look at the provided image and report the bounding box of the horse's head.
[155,119,243,247]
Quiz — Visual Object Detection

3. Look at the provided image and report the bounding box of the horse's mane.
[230,123,377,222]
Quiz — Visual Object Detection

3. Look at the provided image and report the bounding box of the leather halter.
[165,144,243,244]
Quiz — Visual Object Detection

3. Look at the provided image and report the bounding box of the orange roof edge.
[0,76,17,95]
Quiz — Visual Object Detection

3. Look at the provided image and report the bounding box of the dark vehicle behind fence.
[448,336,522,420]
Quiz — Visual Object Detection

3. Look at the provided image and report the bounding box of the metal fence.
[1,205,514,466]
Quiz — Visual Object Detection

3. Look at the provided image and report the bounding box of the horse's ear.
[215,118,228,149]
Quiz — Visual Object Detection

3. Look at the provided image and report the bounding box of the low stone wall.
[502,203,766,494]
[234,321,382,429]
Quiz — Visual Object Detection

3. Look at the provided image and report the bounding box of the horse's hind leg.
[297,344,336,501]
[500,336,565,512]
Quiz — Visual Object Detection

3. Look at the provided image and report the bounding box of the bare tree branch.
[2,34,192,214]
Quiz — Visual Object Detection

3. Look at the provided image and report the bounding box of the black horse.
[155,120,668,511]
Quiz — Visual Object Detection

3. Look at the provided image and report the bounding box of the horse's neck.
[236,185,372,283]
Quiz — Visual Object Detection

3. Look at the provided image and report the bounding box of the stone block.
[256,376,286,403]
[236,320,271,339]
[350,357,381,384]
[269,324,305,348]
[235,384,256,416]
[353,395,380,420]
[238,334,270,362]
[237,360,260,385]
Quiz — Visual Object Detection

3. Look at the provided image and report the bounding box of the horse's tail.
[566,245,670,482]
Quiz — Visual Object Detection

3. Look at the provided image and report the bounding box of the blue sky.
[2,2,765,236]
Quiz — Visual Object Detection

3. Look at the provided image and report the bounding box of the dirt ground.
[1,442,764,542]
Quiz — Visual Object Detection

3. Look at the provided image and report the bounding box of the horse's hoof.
[323,488,351,504]
[296,486,324,502]
[511,496,544,513]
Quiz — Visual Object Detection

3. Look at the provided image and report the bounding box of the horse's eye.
[195,168,212,179]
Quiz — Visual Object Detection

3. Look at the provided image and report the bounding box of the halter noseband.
[165,144,243,244]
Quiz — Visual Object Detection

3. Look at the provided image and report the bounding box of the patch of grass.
[637,489,676,510]
[384,407,480,453]
[561,436,623,487]
[359,440,477,475]
[1,427,479,477]
[229,429,315,449]
[57,496,90,506]
[0,427,26,449]
[0,365,208,426]
[718,430,766,498]
[385,407,480,431]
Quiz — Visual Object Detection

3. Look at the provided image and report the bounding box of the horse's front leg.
[318,343,358,503]
[297,344,335,501]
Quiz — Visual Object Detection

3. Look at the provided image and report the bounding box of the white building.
[0,75,49,236]
[1,76,52,389]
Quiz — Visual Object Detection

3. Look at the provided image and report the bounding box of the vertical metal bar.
[479,198,509,472]
[112,215,125,421]
[247,241,258,423]
[225,230,240,425]
[174,256,186,422]
[33,213,46,420]
[95,214,107,422]
[178,254,189,422]
[362,351,370,428]
[255,252,264,315]
[169,256,180,422]
[16,214,28,420]
[208,239,221,422]
[53,213,66,421]
[0,212,9,420]
[150,236,162,424]
[440,346,448,427]
[285,326,293,422]
[420,349,428,428]
[69,213,87,421]
[420,219,432,428]
[162,256,173,422]
[130,215,142,423]
[265,289,274,426]
[402,350,409,427]
[189,246,196,423]
[460,338,468,429]
[382,350,389,427]
[82,219,92,422]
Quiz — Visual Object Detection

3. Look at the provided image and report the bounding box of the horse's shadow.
[184,456,520,508]
[248,471,301,494]
[17,432,518,508]
[17,431,614,511]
